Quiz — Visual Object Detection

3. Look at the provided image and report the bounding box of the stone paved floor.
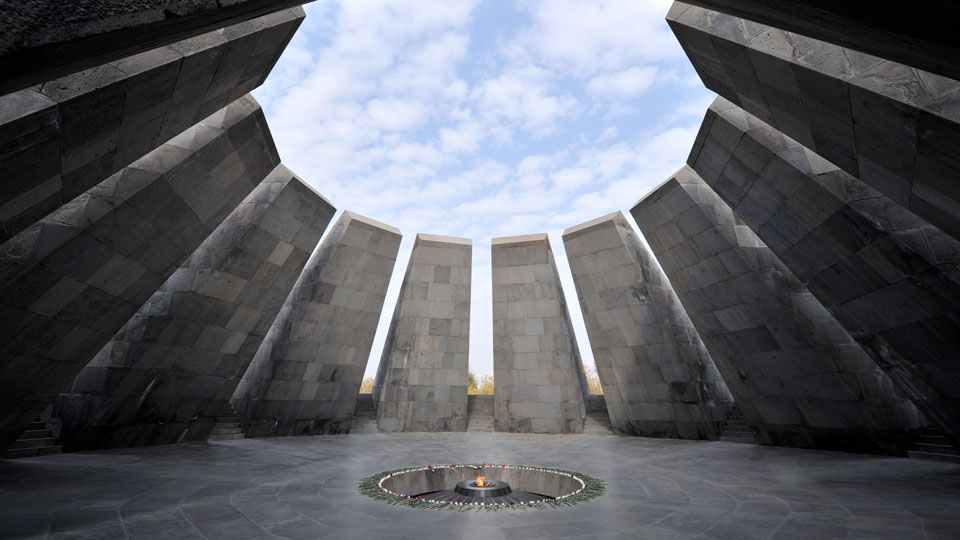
[1,433,958,539]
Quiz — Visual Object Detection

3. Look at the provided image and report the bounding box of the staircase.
[351,394,379,433]
[908,427,960,464]
[2,419,62,459]
[467,395,494,432]
[583,395,614,435]
[208,403,245,441]
[719,406,757,443]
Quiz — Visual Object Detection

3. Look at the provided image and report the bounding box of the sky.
[252,0,716,379]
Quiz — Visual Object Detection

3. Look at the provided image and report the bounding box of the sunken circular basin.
[358,463,605,511]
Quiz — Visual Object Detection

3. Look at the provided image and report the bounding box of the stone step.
[29,422,46,430]
[214,422,241,429]
[218,416,239,423]
[723,427,754,435]
[920,435,948,444]
[20,429,52,439]
[914,443,959,455]
[908,451,960,464]
[720,435,756,443]
[15,437,57,449]
[211,427,243,435]
[3,446,62,459]
[208,433,244,441]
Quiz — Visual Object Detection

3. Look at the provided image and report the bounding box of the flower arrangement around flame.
[357,463,605,512]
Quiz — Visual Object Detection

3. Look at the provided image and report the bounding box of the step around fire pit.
[358,463,605,511]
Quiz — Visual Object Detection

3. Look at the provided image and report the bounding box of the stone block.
[0,95,279,451]
[675,1,960,82]
[0,1,312,95]
[689,98,960,449]
[669,2,960,241]
[52,165,333,450]
[0,8,304,243]
[231,212,401,437]
[492,234,588,434]
[631,167,923,455]
[563,211,734,438]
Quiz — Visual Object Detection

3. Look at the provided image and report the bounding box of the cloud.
[587,66,659,99]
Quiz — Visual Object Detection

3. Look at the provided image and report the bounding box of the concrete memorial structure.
[668,2,960,241]
[689,97,960,449]
[232,212,401,437]
[0,8,304,243]
[632,168,923,454]
[491,234,589,434]
[374,234,472,432]
[563,211,732,439]
[53,165,334,450]
[0,0,312,96]
[679,0,960,82]
[0,95,279,451]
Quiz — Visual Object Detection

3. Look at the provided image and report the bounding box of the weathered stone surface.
[0,8,304,243]
[491,234,588,434]
[53,165,334,450]
[631,167,923,455]
[668,2,960,241]
[563,211,733,439]
[689,97,960,449]
[231,212,401,437]
[678,1,960,82]
[374,234,471,432]
[0,95,279,451]
[0,1,312,95]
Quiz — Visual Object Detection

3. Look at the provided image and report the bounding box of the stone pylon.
[668,2,960,241]
[231,211,401,437]
[689,97,960,449]
[491,234,588,434]
[0,95,279,451]
[374,234,472,432]
[0,8,305,243]
[563,211,733,439]
[54,165,334,450]
[631,167,923,455]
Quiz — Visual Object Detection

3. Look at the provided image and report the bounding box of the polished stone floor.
[1,433,958,539]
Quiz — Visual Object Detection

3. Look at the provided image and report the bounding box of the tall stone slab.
[0,8,304,243]
[491,234,588,434]
[631,167,923,455]
[679,1,960,83]
[0,0,312,95]
[667,2,960,241]
[231,212,401,437]
[375,234,472,432]
[563,212,733,439]
[53,165,334,450]
[0,95,279,451]
[690,98,960,449]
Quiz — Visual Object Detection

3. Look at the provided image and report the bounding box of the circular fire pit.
[358,463,605,511]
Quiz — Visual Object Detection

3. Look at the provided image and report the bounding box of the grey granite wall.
[491,234,588,434]
[0,1,311,95]
[667,2,960,241]
[678,1,960,82]
[0,94,279,451]
[53,165,334,450]
[563,211,733,439]
[232,211,401,437]
[0,8,303,243]
[689,97,960,448]
[631,167,923,455]
[375,234,471,432]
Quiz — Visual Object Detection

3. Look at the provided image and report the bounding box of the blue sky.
[252,0,715,379]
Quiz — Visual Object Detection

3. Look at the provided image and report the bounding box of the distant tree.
[468,372,479,395]
[585,366,603,395]
[477,375,494,395]
[359,377,374,394]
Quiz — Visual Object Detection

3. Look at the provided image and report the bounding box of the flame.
[476,476,489,487]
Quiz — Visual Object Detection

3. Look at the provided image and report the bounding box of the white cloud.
[587,66,659,99]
